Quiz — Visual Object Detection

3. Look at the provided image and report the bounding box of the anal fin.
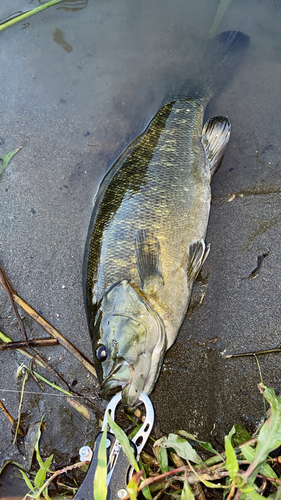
[202,116,231,175]
[187,239,210,283]
[136,229,163,288]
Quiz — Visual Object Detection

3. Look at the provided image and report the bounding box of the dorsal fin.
[187,239,210,283]
[135,229,163,288]
[202,116,231,175]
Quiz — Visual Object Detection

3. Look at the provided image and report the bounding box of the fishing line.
[0,388,98,399]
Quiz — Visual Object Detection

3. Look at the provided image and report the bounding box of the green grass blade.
[93,425,108,500]
[127,475,138,500]
[155,434,203,465]
[128,422,142,440]
[19,470,35,493]
[232,425,252,447]
[139,456,152,500]
[35,420,45,469]
[178,430,222,458]
[245,490,266,500]
[107,415,139,472]
[259,462,278,480]
[209,0,233,37]
[225,435,238,480]
[242,444,277,479]
[43,488,52,500]
[247,385,281,480]
[42,454,54,471]
[0,147,22,175]
[23,365,72,396]
[34,453,54,488]
[34,467,47,489]
[181,479,195,500]
[158,446,168,473]
[0,1,63,32]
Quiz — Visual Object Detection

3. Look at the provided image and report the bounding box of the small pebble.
[56,313,60,318]
[62,285,66,289]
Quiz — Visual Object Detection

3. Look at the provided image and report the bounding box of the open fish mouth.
[101,381,124,398]
[101,377,126,397]
[101,363,133,397]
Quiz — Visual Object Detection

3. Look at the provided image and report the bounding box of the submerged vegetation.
[210,0,234,37]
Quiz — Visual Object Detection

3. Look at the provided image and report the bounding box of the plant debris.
[92,386,281,500]
[13,368,28,444]
[0,399,24,438]
[0,146,22,176]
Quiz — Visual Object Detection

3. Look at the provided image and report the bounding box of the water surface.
[0,0,281,494]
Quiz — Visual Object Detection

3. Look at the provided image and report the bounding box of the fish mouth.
[101,378,126,397]
[101,362,133,398]
[100,361,147,410]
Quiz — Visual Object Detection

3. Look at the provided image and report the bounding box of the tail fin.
[165,31,250,104]
[200,30,250,99]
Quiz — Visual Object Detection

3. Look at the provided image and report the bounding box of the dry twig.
[0,400,24,437]
[0,266,72,392]
[0,264,97,378]
[0,264,105,418]
[23,460,87,500]
[0,267,28,342]
[0,338,58,350]
[122,466,229,500]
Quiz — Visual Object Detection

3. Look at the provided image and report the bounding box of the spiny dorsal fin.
[202,116,231,175]
[136,229,163,288]
[187,239,210,283]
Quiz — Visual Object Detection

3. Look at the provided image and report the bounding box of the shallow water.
[1,0,281,495]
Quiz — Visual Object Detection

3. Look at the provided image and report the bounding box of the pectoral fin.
[202,116,231,175]
[187,239,210,283]
[136,229,163,288]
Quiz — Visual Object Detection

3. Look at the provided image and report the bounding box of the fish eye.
[96,345,108,362]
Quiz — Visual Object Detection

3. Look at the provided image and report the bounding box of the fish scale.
[87,99,208,298]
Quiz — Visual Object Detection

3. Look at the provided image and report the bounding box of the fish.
[83,30,249,410]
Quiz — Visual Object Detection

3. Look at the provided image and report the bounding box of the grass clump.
[91,383,281,500]
[9,383,281,498]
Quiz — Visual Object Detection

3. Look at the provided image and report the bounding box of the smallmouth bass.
[84,31,249,409]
